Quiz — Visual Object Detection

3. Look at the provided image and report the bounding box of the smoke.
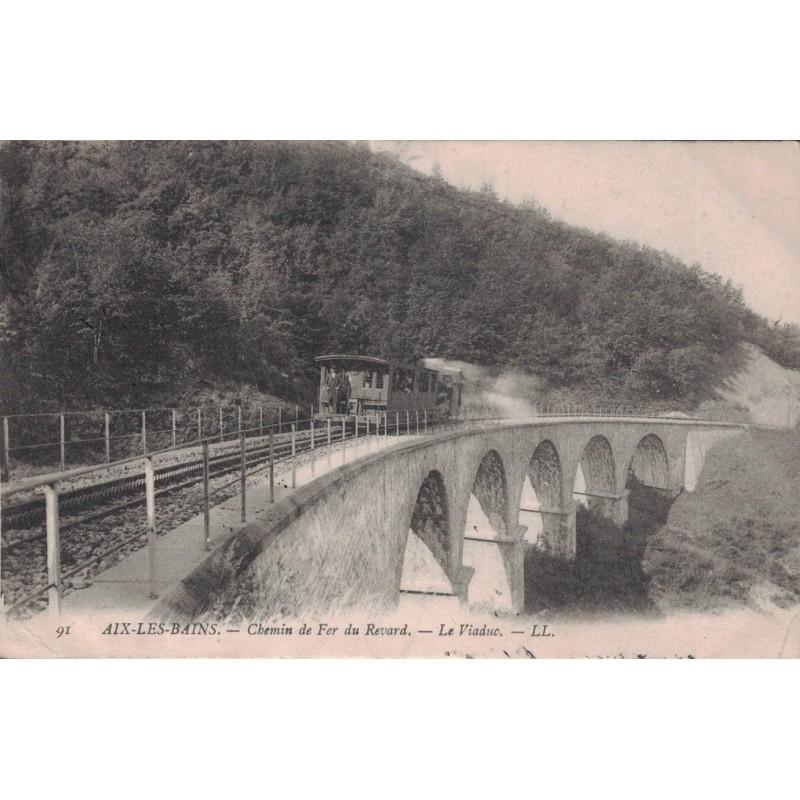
[422,358,541,418]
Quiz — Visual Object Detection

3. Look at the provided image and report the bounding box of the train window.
[418,371,430,393]
[361,369,386,389]
[393,368,414,393]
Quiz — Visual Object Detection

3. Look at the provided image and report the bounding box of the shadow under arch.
[518,439,564,548]
[572,434,625,528]
[623,432,675,565]
[463,449,515,611]
[529,440,563,508]
[468,449,509,538]
[398,470,457,605]
[575,434,616,499]
[629,433,670,490]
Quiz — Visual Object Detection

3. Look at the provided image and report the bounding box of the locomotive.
[314,355,464,420]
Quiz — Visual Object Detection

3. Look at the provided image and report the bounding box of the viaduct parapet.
[151,418,745,621]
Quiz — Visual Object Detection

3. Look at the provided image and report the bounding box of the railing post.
[197,408,202,441]
[310,418,315,451]
[202,440,210,550]
[269,428,275,503]
[238,405,242,437]
[145,457,157,599]
[2,416,9,473]
[240,432,247,521]
[44,484,61,617]
[172,409,177,448]
[405,411,410,435]
[327,418,332,467]
[278,406,282,434]
[104,412,111,463]
[424,409,427,433]
[295,405,299,428]
[59,413,66,471]
[416,410,419,435]
[395,411,400,437]
[141,410,147,455]
[341,417,346,461]
[219,407,224,442]
[290,424,296,489]
[353,414,358,440]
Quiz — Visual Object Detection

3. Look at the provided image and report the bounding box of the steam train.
[315,355,464,420]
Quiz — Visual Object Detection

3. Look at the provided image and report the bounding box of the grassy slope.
[643,427,800,612]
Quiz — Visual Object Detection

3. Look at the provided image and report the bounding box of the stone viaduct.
[153,417,745,621]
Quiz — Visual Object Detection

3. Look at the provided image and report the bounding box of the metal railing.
[465,402,721,423]
[0,408,477,620]
[0,399,707,479]
[0,402,729,620]
[0,402,315,480]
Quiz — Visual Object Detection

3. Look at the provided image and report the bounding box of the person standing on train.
[337,370,351,413]
[327,366,351,414]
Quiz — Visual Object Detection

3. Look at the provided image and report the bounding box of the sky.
[370,141,800,325]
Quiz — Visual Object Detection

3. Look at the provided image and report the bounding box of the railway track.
[0,412,439,541]
[1,428,321,536]
[1,417,438,618]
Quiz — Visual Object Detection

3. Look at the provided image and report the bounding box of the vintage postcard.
[1,140,799,658]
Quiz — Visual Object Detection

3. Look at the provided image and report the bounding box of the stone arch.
[462,450,515,611]
[629,433,670,489]
[577,435,616,495]
[410,470,450,569]
[518,439,568,552]
[573,434,621,522]
[469,449,508,538]
[398,470,454,597]
[528,440,563,508]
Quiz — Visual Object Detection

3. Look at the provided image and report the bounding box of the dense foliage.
[1,140,798,413]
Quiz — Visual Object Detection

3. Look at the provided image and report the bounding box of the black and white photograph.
[1,139,798,658]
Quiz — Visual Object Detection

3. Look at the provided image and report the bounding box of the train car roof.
[315,355,391,367]
[315,354,438,373]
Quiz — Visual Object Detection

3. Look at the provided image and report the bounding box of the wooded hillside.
[1,140,798,413]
